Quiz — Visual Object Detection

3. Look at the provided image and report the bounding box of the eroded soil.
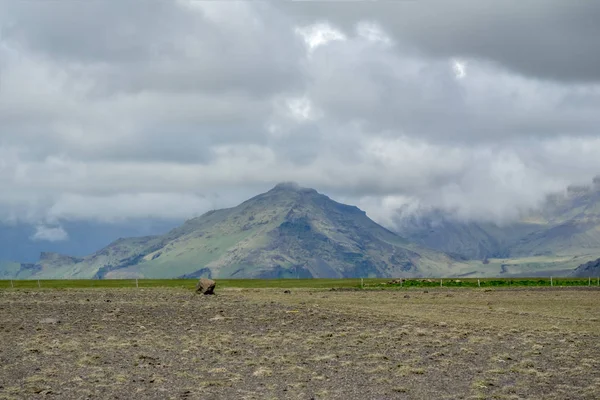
[1,288,599,399]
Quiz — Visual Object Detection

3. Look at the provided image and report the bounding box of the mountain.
[396,179,600,272]
[395,210,539,260]
[509,184,600,257]
[4,183,473,279]
[571,257,600,277]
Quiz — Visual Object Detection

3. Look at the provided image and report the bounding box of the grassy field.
[0,287,598,399]
[0,277,599,290]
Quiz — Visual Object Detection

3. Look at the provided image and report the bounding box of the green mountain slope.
[6,183,472,279]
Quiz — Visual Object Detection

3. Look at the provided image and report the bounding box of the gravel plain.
[1,287,599,399]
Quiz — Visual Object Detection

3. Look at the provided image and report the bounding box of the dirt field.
[1,287,599,399]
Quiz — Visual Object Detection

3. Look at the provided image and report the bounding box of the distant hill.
[3,183,472,279]
[571,258,600,277]
[395,210,538,260]
[397,180,600,265]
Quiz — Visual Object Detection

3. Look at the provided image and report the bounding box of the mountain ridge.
[572,257,600,277]
[4,183,473,279]
[396,178,600,273]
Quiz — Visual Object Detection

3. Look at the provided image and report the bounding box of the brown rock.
[195,278,216,295]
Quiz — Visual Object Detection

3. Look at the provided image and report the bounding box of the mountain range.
[1,183,474,279]
[396,180,600,276]
[3,180,600,279]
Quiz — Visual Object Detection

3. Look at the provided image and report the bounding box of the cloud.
[31,225,69,242]
[276,1,600,83]
[1,1,600,231]
[47,193,216,222]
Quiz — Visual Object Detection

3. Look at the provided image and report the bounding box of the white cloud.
[452,59,467,79]
[356,21,392,46]
[1,1,600,231]
[47,193,216,222]
[31,225,69,242]
[295,22,346,52]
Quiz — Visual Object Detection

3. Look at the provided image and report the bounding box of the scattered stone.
[404,295,410,299]
[195,278,216,295]
[284,290,291,294]
[423,290,429,294]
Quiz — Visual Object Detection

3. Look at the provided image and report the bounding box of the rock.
[388,279,406,285]
[195,278,216,295]
[284,290,291,294]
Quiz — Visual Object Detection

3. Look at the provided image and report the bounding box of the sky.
[1,0,600,243]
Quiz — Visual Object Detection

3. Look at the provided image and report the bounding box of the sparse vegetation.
[0,286,598,399]
[0,276,598,290]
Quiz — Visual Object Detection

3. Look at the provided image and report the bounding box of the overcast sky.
[1,0,600,240]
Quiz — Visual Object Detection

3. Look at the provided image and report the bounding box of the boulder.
[195,278,216,295]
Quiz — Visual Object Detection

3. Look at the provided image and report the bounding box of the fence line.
[2,277,600,289]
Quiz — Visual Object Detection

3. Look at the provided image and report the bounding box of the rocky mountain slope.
[397,179,600,262]
[5,183,472,279]
[396,210,538,260]
[571,257,600,277]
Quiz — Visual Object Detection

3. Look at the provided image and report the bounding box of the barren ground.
[1,287,599,399]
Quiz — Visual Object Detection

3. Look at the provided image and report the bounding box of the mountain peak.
[272,181,302,191]
[270,182,317,194]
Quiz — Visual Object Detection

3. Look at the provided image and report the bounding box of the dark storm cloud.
[3,0,304,97]
[276,0,600,83]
